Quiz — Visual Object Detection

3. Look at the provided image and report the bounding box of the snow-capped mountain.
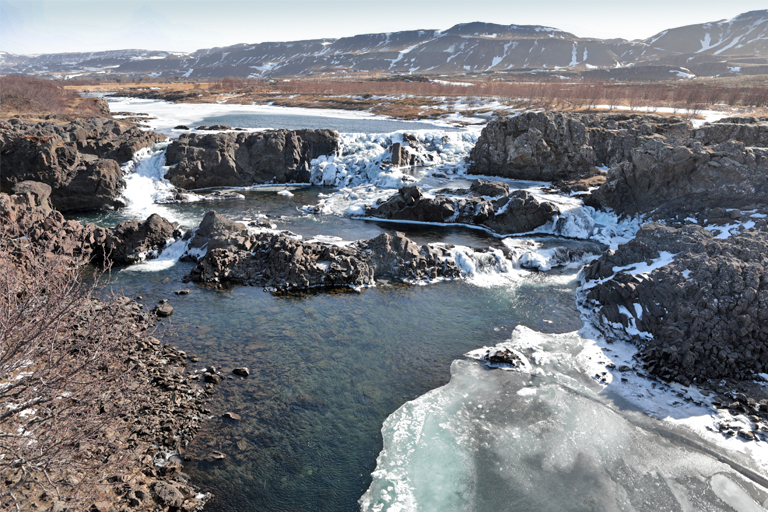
[2,11,767,79]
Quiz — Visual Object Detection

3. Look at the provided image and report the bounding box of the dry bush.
[0,233,147,510]
[0,75,78,116]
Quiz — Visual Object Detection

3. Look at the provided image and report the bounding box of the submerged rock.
[164,129,339,189]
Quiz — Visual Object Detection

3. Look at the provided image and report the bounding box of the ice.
[123,236,190,272]
[309,130,478,189]
[362,326,768,511]
[710,474,767,511]
[120,143,188,223]
[612,251,677,276]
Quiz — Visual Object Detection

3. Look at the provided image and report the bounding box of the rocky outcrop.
[183,211,464,290]
[470,113,768,217]
[99,214,180,265]
[581,222,768,386]
[0,117,165,212]
[0,186,179,267]
[364,181,560,235]
[164,129,339,189]
[694,117,768,147]
[469,112,690,182]
[594,139,768,215]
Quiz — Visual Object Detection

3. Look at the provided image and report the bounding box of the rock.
[582,223,768,385]
[98,213,179,265]
[153,304,174,318]
[183,213,464,291]
[487,348,523,367]
[175,289,191,295]
[210,451,226,460]
[174,125,190,130]
[365,184,559,235]
[594,139,768,215]
[222,412,241,421]
[164,129,339,189]
[469,112,690,184]
[11,181,52,213]
[232,367,250,377]
[151,481,185,508]
[203,372,223,384]
[0,117,164,212]
[469,179,509,197]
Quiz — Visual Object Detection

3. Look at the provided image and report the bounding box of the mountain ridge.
[2,10,767,80]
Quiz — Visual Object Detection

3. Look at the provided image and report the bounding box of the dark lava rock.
[164,129,339,189]
[1,189,179,269]
[174,125,190,130]
[151,481,185,508]
[232,367,250,377]
[98,213,179,265]
[582,223,768,385]
[0,118,164,212]
[469,112,690,183]
[365,182,559,235]
[593,139,768,215]
[182,211,474,291]
[487,348,523,367]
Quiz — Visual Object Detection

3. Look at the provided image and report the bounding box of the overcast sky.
[2,0,767,55]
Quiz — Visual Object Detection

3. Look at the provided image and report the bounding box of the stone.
[175,289,191,295]
[232,367,250,377]
[469,112,690,183]
[222,411,242,421]
[153,304,174,318]
[151,481,185,508]
[0,117,164,212]
[164,129,339,189]
[365,185,559,235]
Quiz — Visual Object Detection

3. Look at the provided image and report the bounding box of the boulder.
[594,140,768,215]
[11,181,52,214]
[99,213,180,265]
[183,212,464,290]
[365,184,559,235]
[164,129,339,189]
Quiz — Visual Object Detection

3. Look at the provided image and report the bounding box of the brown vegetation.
[68,75,768,121]
[1,75,106,120]
[0,230,148,510]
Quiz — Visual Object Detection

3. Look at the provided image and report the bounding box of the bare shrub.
[0,75,78,116]
[0,232,147,509]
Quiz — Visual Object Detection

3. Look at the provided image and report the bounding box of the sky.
[2,0,767,55]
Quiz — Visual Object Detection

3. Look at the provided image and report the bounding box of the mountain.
[2,11,768,80]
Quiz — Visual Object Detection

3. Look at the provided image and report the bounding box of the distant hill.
[2,10,768,80]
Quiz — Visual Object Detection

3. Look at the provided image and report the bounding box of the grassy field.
[62,74,768,122]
